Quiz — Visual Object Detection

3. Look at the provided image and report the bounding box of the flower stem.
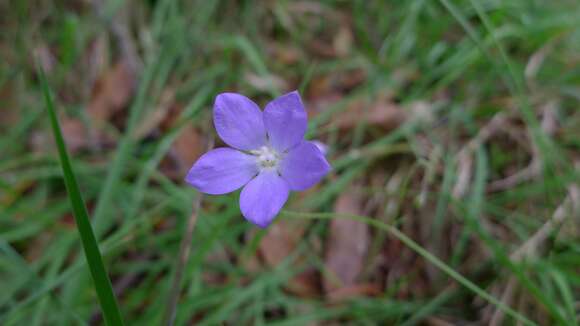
[162,133,213,326]
[161,193,203,326]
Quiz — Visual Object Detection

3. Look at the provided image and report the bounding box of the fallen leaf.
[426,317,456,326]
[286,269,320,298]
[260,221,304,266]
[33,43,56,73]
[244,73,288,93]
[308,92,342,118]
[259,220,320,297]
[268,43,302,65]
[308,39,338,58]
[88,59,136,122]
[324,187,370,299]
[29,131,52,154]
[59,117,113,153]
[170,124,205,176]
[333,26,353,57]
[240,250,262,275]
[327,283,381,302]
[60,118,90,152]
[407,100,435,125]
[0,83,20,130]
[334,96,406,131]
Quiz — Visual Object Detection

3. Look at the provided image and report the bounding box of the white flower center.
[251,146,281,170]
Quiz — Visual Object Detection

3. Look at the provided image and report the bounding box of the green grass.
[39,65,124,325]
[1,0,579,325]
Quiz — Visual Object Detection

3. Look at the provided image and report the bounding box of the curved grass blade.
[283,210,536,326]
[39,65,125,326]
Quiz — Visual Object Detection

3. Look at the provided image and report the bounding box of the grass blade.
[283,210,536,326]
[38,65,125,326]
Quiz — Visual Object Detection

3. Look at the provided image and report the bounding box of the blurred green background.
[1,0,579,325]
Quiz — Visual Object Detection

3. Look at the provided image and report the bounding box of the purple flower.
[185,91,330,228]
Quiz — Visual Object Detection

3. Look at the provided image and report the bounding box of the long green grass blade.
[39,65,125,326]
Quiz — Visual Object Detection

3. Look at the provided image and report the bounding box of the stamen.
[252,146,281,170]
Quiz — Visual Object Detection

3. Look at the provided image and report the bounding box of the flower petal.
[185,148,258,195]
[240,170,289,228]
[280,141,331,191]
[310,140,329,156]
[214,93,267,150]
[263,91,307,152]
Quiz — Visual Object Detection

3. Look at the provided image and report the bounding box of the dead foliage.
[323,187,370,300]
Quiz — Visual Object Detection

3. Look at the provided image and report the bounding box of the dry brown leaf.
[426,317,456,326]
[244,73,288,93]
[170,124,205,175]
[407,100,435,125]
[260,221,305,266]
[327,283,381,302]
[308,39,338,58]
[323,187,370,299]
[307,69,366,102]
[88,59,135,122]
[60,118,90,153]
[286,269,320,298]
[54,117,113,153]
[251,220,321,297]
[268,43,302,65]
[240,251,262,275]
[334,96,406,131]
[33,43,56,73]
[259,220,320,297]
[0,83,20,129]
[333,26,353,57]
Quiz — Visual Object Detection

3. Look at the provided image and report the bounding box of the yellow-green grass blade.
[284,210,536,326]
